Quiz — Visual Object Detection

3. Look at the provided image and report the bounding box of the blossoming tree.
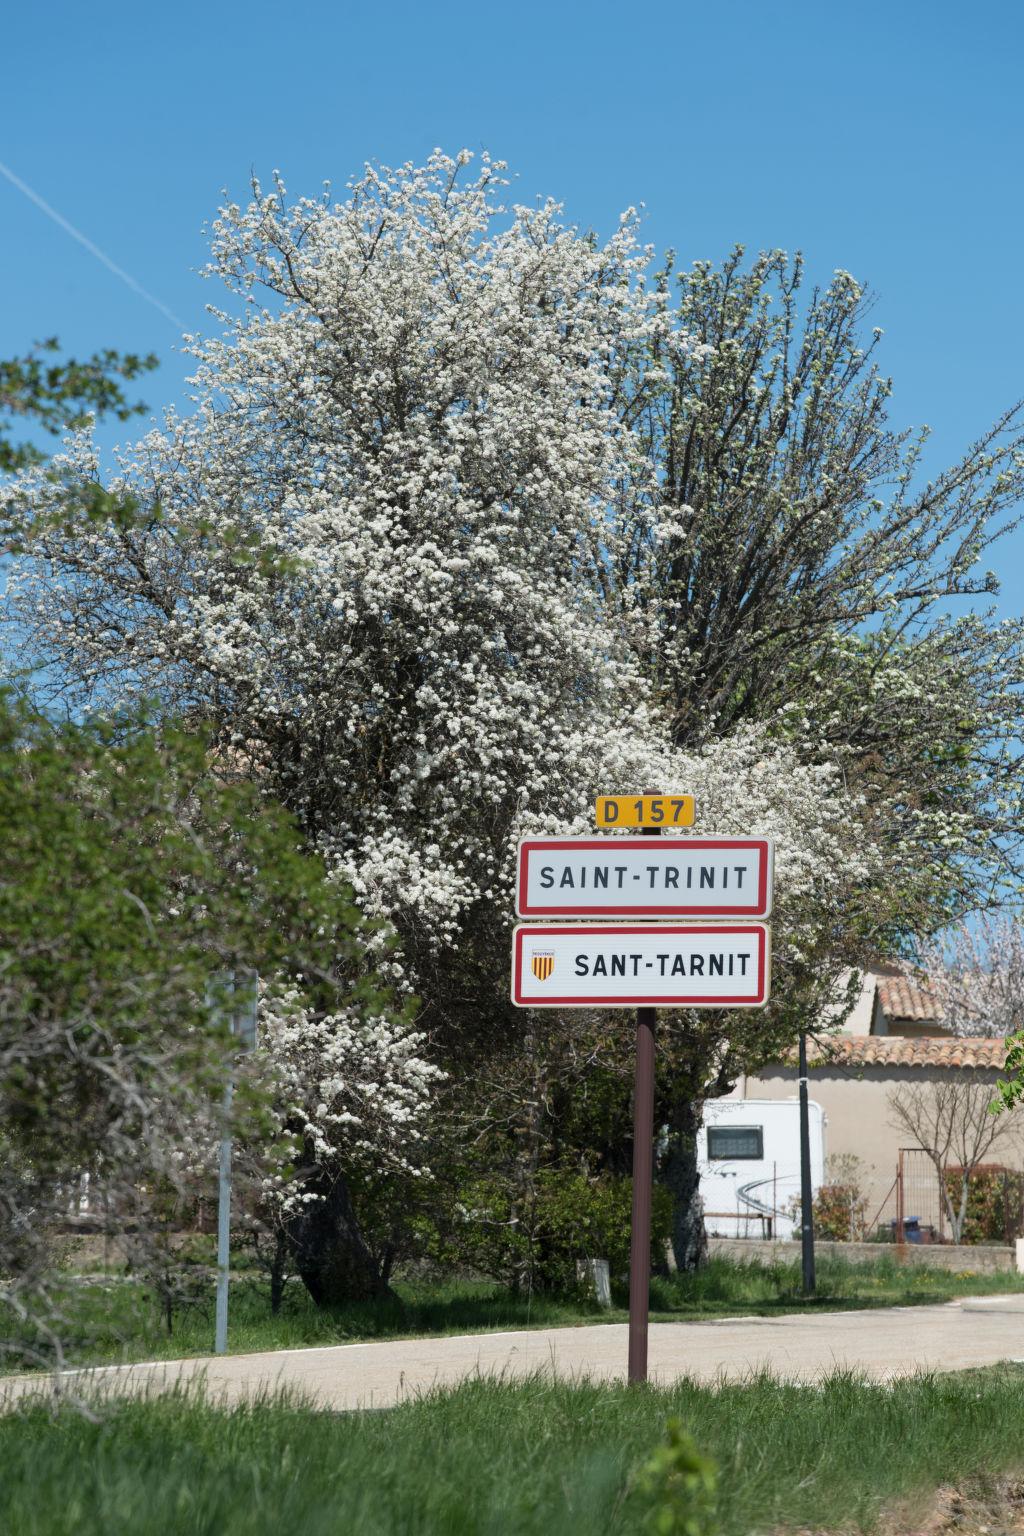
[915,916,1024,1040]
[247,984,440,1305]
[3,152,969,1279]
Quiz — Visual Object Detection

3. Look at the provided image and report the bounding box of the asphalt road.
[7,1296,1024,1412]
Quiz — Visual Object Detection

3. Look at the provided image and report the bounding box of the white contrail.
[0,158,184,331]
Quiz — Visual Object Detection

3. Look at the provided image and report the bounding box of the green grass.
[651,1250,1024,1315]
[9,1274,610,1368]
[5,1368,1024,1534]
[8,1253,1024,1373]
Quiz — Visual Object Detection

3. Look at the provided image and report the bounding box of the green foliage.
[1,688,390,984]
[771,626,1020,939]
[804,1182,870,1242]
[0,684,407,1351]
[536,1171,672,1290]
[942,1167,1024,1244]
[0,337,157,474]
[995,1031,1024,1112]
[0,689,393,1143]
[791,1156,870,1241]
[632,1419,718,1536]
[428,1169,672,1293]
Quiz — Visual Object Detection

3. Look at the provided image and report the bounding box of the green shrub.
[632,1418,718,1536]
[431,1169,672,1293]
[537,1170,672,1291]
[944,1167,1024,1244]
[809,1181,869,1241]
[787,1155,870,1242]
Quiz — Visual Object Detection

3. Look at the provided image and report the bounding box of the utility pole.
[798,1029,816,1295]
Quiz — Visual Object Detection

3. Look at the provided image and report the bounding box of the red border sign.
[511,922,771,1008]
[516,837,773,919]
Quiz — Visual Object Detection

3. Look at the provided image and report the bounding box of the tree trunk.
[283,1171,392,1305]
[954,1173,971,1245]
[937,1164,960,1244]
[662,1097,708,1272]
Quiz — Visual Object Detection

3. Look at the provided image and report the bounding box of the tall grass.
[653,1250,1024,1314]
[4,1368,1024,1534]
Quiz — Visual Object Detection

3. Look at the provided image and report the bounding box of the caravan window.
[707,1125,763,1160]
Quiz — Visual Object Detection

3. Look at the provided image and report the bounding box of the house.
[720,965,1017,1239]
[727,1035,1010,1236]
[824,963,948,1039]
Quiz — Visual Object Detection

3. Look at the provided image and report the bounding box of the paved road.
[6,1296,1024,1412]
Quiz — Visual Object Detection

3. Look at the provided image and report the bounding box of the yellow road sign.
[595,795,695,829]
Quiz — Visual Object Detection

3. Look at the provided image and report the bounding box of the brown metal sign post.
[628,998,657,1383]
[628,819,659,1385]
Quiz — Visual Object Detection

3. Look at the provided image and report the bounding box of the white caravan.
[697,1098,825,1240]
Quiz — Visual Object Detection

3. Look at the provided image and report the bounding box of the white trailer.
[697,1098,825,1240]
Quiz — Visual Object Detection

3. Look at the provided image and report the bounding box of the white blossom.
[1,151,876,1057]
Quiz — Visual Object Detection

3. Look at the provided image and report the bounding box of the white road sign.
[516,837,773,920]
[511,923,770,1008]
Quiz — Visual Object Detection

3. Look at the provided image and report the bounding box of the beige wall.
[709,1236,1018,1272]
[727,1064,1021,1237]
[835,968,875,1036]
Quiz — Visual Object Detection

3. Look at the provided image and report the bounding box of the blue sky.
[3,0,1022,613]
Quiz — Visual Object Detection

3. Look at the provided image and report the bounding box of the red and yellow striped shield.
[531,951,555,982]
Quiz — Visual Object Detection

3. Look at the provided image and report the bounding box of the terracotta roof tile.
[876,974,942,1022]
[805,1035,1007,1069]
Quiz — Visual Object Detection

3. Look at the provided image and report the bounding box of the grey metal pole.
[212,969,257,1355]
[214,1067,233,1355]
[798,1029,816,1295]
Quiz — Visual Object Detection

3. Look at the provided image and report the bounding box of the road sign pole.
[798,1029,816,1296]
[628,813,660,1385]
[628,1002,657,1384]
